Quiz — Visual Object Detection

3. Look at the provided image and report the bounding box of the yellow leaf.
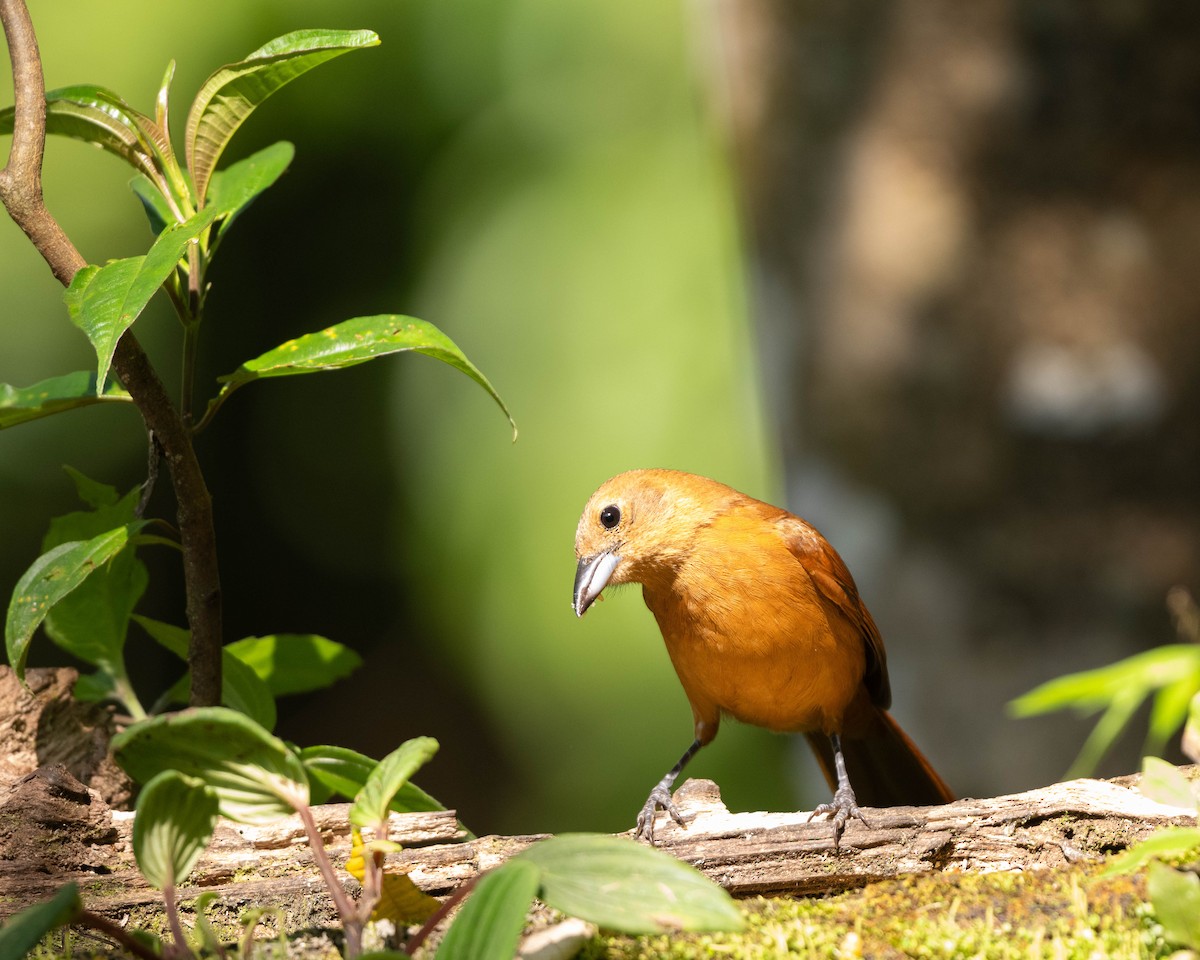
[345,826,441,924]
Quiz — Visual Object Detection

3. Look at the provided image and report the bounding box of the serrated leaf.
[0,85,159,182]
[518,834,744,934]
[133,771,219,890]
[186,29,379,203]
[350,737,439,828]
[64,206,219,391]
[206,140,294,240]
[0,371,132,430]
[135,616,277,731]
[6,522,148,682]
[435,860,541,960]
[1149,860,1200,949]
[112,707,308,824]
[345,828,440,924]
[223,633,361,696]
[300,744,445,812]
[206,314,515,438]
[0,883,82,960]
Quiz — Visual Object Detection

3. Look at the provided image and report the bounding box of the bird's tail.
[805,707,954,808]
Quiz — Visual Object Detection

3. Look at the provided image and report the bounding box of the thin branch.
[0,0,223,705]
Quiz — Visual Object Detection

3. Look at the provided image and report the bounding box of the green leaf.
[350,737,440,828]
[1141,757,1198,811]
[185,29,379,203]
[112,707,309,824]
[1184,691,1200,765]
[1102,826,1200,876]
[300,745,445,812]
[133,771,220,890]
[130,174,174,236]
[1010,645,1200,777]
[0,371,132,430]
[135,616,278,731]
[205,315,515,437]
[6,522,148,682]
[223,633,361,696]
[0,85,160,182]
[518,834,744,934]
[205,140,294,240]
[1149,860,1200,949]
[0,883,82,960]
[64,206,219,391]
[434,860,541,960]
[40,484,146,689]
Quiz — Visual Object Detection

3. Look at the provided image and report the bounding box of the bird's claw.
[808,785,869,851]
[635,784,689,843]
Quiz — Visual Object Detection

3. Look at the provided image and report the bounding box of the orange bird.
[573,468,953,844]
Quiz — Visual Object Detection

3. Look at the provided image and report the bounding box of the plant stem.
[0,0,224,706]
[296,802,363,957]
[78,910,163,960]
[404,873,480,956]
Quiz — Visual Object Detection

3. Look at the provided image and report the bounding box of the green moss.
[580,867,1172,960]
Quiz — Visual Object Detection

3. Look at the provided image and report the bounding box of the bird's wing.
[774,513,892,710]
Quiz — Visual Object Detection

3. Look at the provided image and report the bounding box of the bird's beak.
[573,549,620,617]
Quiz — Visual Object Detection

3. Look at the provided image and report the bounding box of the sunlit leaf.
[345,828,440,924]
[300,744,445,812]
[135,616,277,731]
[40,483,146,693]
[518,834,744,934]
[434,860,541,960]
[63,207,219,390]
[0,85,159,182]
[185,29,379,203]
[1010,645,1200,777]
[0,372,131,430]
[206,140,294,240]
[223,633,361,696]
[205,315,515,438]
[113,707,308,824]
[6,522,148,681]
[1149,860,1200,949]
[350,738,440,828]
[1102,826,1200,876]
[133,771,219,890]
[0,883,82,960]
[1141,757,1198,811]
[1184,691,1200,765]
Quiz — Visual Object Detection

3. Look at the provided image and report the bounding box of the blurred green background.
[0,0,785,833]
[7,0,1200,837]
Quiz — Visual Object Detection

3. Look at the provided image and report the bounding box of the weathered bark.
[1,763,1192,924]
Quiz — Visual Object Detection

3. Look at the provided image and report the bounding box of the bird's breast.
[642,529,867,735]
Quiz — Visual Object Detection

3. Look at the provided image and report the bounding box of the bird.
[572,468,953,845]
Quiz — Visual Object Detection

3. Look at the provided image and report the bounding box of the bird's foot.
[808,785,869,851]
[635,783,690,844]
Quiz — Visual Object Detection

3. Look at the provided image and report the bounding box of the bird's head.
[572,468,722,617]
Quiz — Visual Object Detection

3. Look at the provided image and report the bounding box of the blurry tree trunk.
[705,0,1200,798]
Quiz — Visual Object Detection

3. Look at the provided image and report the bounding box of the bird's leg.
[635,737,703,843]
[808,732,870,850]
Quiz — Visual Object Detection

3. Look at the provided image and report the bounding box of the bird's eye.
[599,505,621,529]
